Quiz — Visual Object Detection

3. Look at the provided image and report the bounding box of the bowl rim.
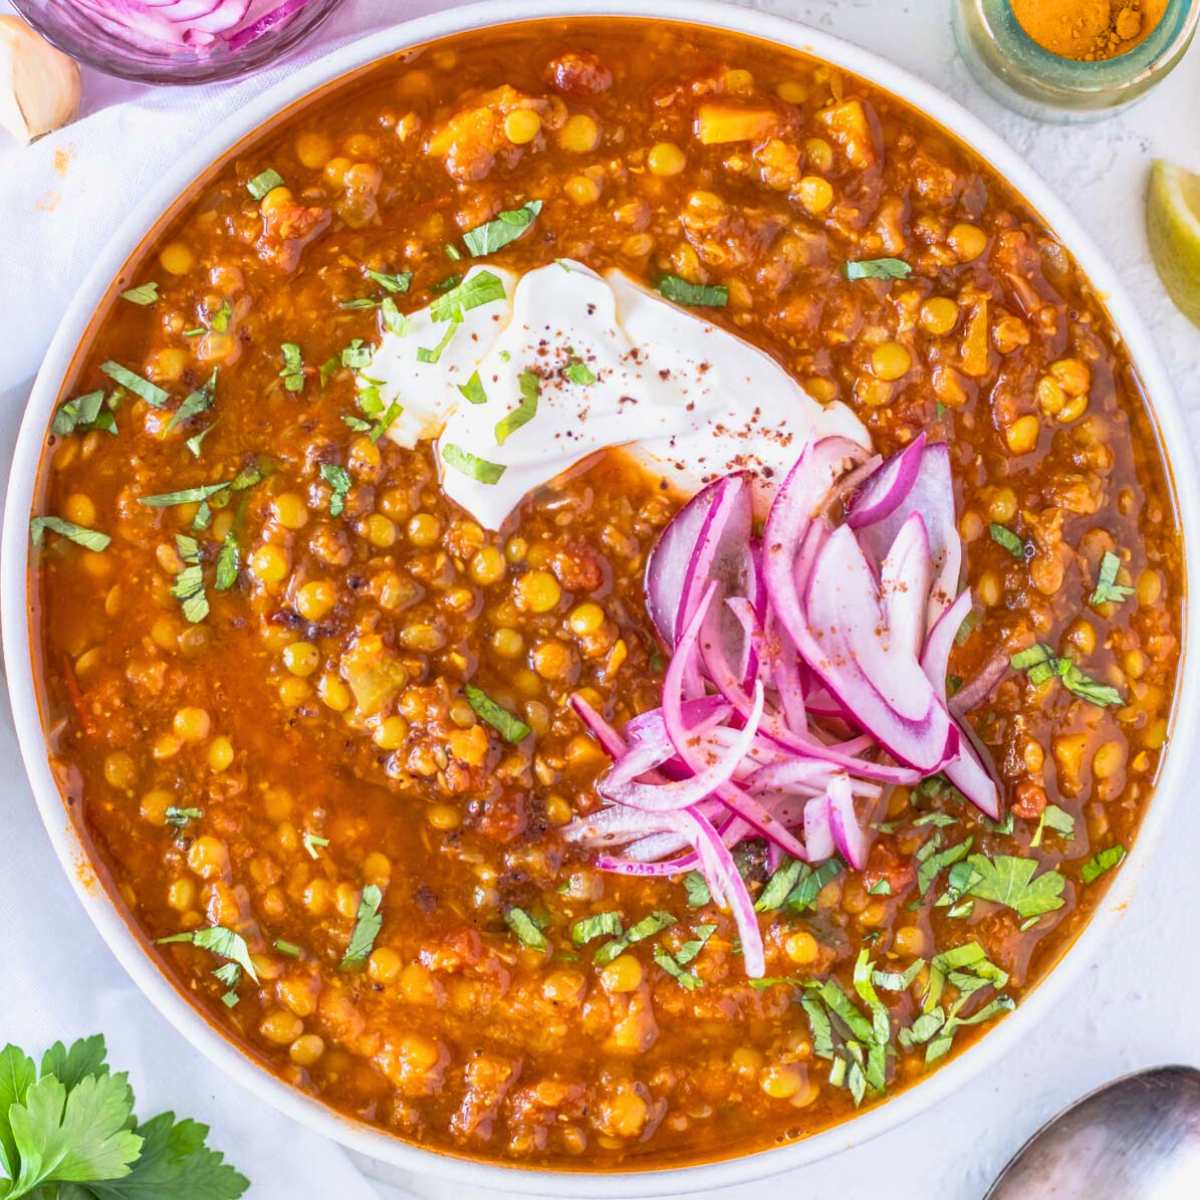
[4,1,1197,1194]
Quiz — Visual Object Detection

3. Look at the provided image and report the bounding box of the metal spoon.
[986,1065,1200,1198]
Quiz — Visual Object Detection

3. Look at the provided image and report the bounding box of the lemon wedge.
[1147,159,1200,327]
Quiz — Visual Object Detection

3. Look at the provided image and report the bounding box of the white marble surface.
[1,2,1198,1198]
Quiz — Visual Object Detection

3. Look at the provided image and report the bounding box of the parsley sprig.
[0,1034,248,1198]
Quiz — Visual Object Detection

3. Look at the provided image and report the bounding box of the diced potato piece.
[694,103,777,145]
[817,99,876,168]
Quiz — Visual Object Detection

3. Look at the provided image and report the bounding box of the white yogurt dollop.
[361,260,869,530]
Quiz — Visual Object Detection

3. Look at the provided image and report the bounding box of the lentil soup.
[28,17,1182,1171]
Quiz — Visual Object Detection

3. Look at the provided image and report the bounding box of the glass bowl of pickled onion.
[11,0,345,84]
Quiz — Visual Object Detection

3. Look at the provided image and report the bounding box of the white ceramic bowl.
[4,2,1197,1194]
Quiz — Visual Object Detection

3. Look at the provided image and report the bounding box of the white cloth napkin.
[0,1,453,1196]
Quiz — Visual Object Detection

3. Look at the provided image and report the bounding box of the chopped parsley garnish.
[53,389,117,437]
[301,831,329,860]
[381,297,407,335]
[246,167,285,200]
[755,858,804,912]
[340,339,371,370]
[989,522,1027,559]
[171,534,208,623]
[504,906,549,952]
[565,358,596,385]
[340,884,384,969]
[464,684,531,743]
[320,463,352,517]
[164,806,202,829]
[954,609,979,646]
[29,516,110,552]
[138,481,229,508]
[100,360,168,408]
[279,343,305,392]
[683,871,711,907]
[192,501,212,530]
[495,370,540,445]
[166,368,217,432]
[439,441,504,482]
[963,854,1066,918]
[365,269,412,294]
[571,912,623,945]
[213,961,242,1007]
[319,355,340,387]
[429,270,507,321]
[1031,804,1074,848]
[463,200,543,257]
[656,274,728,307]
[120,281,159,305]
[1010,643,1123,707]
[431,272,464,294]
[844,257,912,281]
[210,300,232,333]
[274,939,301,958]
[594,911,676,965]
[1090,550,1134,607]
[916,834,973,896]
[458,371,488,405]
[653,946,703,990]
[675,924,717,965]
[214,532,239,592]
[913,811,958,828]
[1081,844,1126,884]
[157,925,259,984]
[872,958,926,992]
[0,1034,249,1198]
[867,879,893,895]
[339,297,380,311]
[445,243,462,261]
[416,318,459,364]
[785,857,843,912]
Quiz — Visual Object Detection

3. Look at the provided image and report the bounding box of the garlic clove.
[0,15,82,145]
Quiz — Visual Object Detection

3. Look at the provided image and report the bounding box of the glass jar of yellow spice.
[954,0,1199,121]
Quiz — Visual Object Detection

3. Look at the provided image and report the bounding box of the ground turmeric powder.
[1011,0,1168,61]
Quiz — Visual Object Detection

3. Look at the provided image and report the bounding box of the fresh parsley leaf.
[571,912,623,945]
[463,200,543,257]
[339,297,380,311]
[1058,660,1123,707]
[416,316,460,364]
[138,482,229,508]
[594,911,675,964]
[1090,550,1134,608]
[120,281,159,306]
[964,854,1066,918]
[164,806,202,829]
[495,370,539,445]
[565,358,596,385]
[186,425,216,458]
[171,534,208,624]
[273,939,301,958]
[100,361,169,408]
[209,300,232,334]
[656,274,728,307]
[365,269,412,294]
[429,270,506,321]
[29,517,110,552]
[214,533,239,592]
[320,463,352,518]
[913,811,958,828]
[464,684,530,742]
[246,168,284,200]
[675,924,717,965]
[844,257,911,280]
[755,858,804,912]
[380,297,407,335]
[504,906,549,952]
[917,835,973,896]
[301,831,329,860]
[683,871,711,907]
[430,272,464,294]
[340,339,371,370]
[867,879,892,895]
[457,371,488,405]
[652,947,703,990]
[442,443,506,485]
[445,243,462,261]
[279,343,304,393]
[1031,804,1074,848]
[53,390,117,438]
[319,355,340,388]
[786,858,842,912]
[872,958,926,991]
[1081,844,1126,884]
[989,523,1027,559]
[340,884,384,969]
[156,926,259,983]
[166,369,217,432]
